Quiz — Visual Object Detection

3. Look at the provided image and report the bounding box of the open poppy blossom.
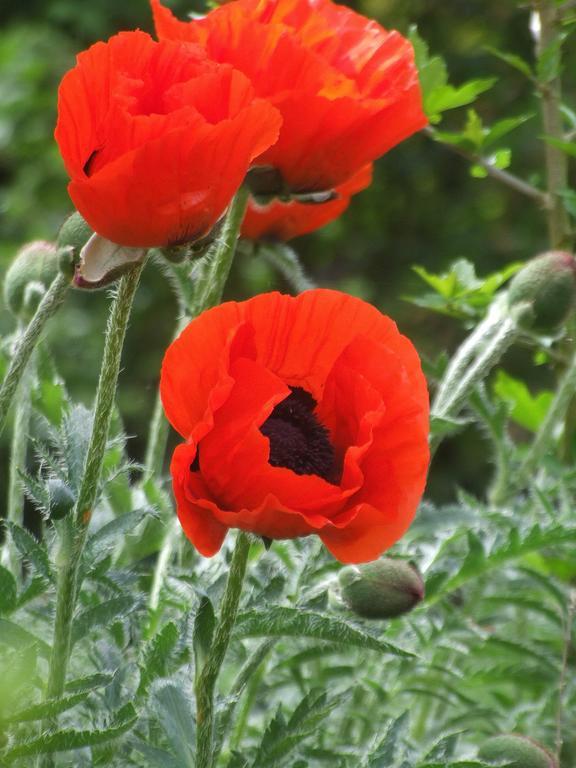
[151,0,426,196]
[160,290,429,563]
[55,31,281,248]
[242,164,372,242]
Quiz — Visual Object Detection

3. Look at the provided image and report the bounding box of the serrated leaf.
[7,523,54,584]
[150,681,195,768]
[485,46,534,78]
[493,370,553,432]
[234,607,414,658]
[0,702,137,761]
[0,565,17,615]
[71,595,140,646]
[65,672,115,694]
[84,508,152,566]
[0,618,51,658]
[131,740,183,768]
[138,622,179,696]
[363,711,410,767]
[61,404,93,492]
[193,595,215,678]
[4,691,89,724]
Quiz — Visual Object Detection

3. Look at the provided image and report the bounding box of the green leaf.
[150,681,195,768]
[363,711,410,767]
[485,46,534,78]
[138,621,179,696]
[7,522,54,584]
[252,690,343,767]
[0,702,137,761]
[409,28,494,123]
[430,415,470,441]
[65,672,115,694]
[0,618,51,659]
[426,525,576,604]
[493,370,553,432]
[234,608,415,658]
[71,595,140,646]
[193,595,216,678]
[542,135,576,157]
[0,565,17,615]
[537,34,565,83]
[3,691,89,724]
[61,404,94,492]
[131,740,183,768]
[84,508,152,565]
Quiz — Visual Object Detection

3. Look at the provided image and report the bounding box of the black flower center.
[260,387,337,483]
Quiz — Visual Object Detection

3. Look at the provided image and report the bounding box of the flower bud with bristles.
[3,241,60,321]
[507,251,576,332]
[338,557,424,619]
[479,734,557,768]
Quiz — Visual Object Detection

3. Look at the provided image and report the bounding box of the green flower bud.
[507,251,576,332]
[57,212,93,257]
[479,734,557,768]
[338,557,424,619]
[3,241,60,321]
[47,478,75,521]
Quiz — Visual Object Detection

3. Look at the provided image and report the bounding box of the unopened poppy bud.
[478,734,557,768]
[507,251,576,332]
[47,478,75,521]
[338,557,424,619]
[56,213,93,278]
[3,241,60,321]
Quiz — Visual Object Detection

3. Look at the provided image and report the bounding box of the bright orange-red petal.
[55,31,281,247]
[241,164,372,241]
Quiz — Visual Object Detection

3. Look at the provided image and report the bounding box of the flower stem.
[260,243,315,293]
[1,356,33,575]
[520,345,576,479]
[192,187,250,313]
[0,272,68,436]
[195,531,251,768]
[42,262,144,722]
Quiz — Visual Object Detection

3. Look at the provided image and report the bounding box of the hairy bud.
[508,250,576,332]
[479,734,557,768]
[47,478,76,521]
[3,241,60,321]
[338,557,424,619]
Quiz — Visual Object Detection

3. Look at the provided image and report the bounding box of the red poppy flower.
[151,0,426,195]
[55,31,281,248]
[160,290,429,563]
[241,164,372,241]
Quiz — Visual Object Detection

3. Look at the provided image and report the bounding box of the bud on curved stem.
[338,558,424,619]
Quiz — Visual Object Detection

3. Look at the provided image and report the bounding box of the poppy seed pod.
[338,557,424,619]
[479,734,557,768]
[507,251,576,332]
[3,241,60,321]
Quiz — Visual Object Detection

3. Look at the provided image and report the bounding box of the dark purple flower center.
[260,387,336,483]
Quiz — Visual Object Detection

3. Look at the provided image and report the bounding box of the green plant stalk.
[260,243,316,293]
[431,311,522,454]
[1,359,33,575]
[536,0,572,249]
[195,531,251,768]
[520,345,576,479]
[192,187,250,313]
[41,262,144,745]
[0,272,68,436]
[432,300,505,415]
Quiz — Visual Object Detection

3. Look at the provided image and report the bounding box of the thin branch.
[555,589,576,760]
[424,127,551,208]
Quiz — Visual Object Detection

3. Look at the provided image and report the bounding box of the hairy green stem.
[195,532,251,768]
[520,345,576,479]
[1,359,33,575]
[192,187,250,314]
[41,262,144,743]
[535,0,572,249]
[0,272,68,436]
[260,243,316,293]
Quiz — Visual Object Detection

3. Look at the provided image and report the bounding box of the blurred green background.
[0,0,561,503]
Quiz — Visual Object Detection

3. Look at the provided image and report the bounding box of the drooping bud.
[478,735,557,768]
[46,478,76,521]
[338,557,424,619]
[507,251,576,332]
[3,241,60,321]
[56,212,93,277]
